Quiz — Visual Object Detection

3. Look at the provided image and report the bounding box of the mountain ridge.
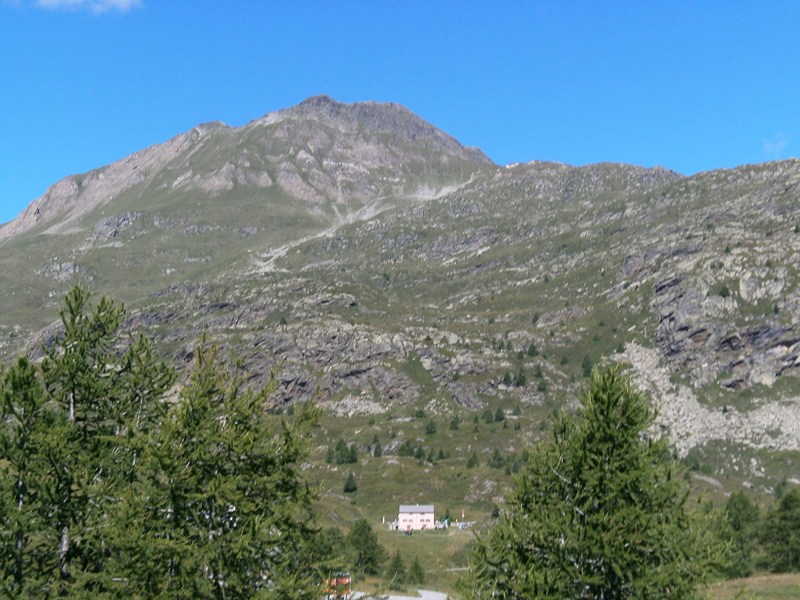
[3,96,800,489]
[0,95,492,241]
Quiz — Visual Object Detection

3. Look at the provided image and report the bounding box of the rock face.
[3,96,800,473]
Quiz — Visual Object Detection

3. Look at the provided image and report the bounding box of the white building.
[397,504,435,531]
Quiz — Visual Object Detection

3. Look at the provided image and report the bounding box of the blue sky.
[2,1,799,224]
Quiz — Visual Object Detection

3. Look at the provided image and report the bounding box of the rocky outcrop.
[624,343,800,461]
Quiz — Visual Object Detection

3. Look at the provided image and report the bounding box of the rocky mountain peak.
[257,95,493,165]
[0,97,494,242]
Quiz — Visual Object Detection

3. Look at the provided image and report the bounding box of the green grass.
[705,573,800,599]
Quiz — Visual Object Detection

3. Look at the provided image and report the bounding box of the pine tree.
[724,491,760,577]
[113,342,323,598]
[344,472,358,493]
[347,518,387,575]
[462,365,725,599]
[0,286,175,596]
[466,452,480,468]
[333,438,349,463]
[514,366,526,387]
[762,488,800,572]
[386,549,406,590]
[0,357,48,596]
[408,555,426,585]
[487,448,504,469]
[582,353,594,377]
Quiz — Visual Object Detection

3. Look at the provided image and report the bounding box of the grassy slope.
[706,574,800,599]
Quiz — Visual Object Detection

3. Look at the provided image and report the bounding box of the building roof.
[399,504,434,513]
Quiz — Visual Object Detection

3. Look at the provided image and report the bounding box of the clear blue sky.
[2,1,800,224]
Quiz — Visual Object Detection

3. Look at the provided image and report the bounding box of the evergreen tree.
[0,286,175,596]
[582,353,594,377]
[514,367,526,387]
[347,519,387,575]
[462,365,725,599]
[408,556,425,585]
[724,491,760,577]
[344,472,358,493]
[333,439,349,464]
[487,448,505,469]
[466,452,480,469]
[310,527,349,575]
[0,357,48,597]
[386,549,407,590]
[373,440,383,457]
[113,342,323,598]
[332,439,359,464]
[762,488,800,572]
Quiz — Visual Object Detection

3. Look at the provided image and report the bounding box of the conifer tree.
[0,357,48,597]
[112,342,323,598]
[462,365,725,599]
[762,488,800,572]
[344,471,358,493]
[724,491,759,577]
[347,518,387,575]
[0,286,174,596]
[582,353,594,377]
[408,555,426,585]
[386,549,406,590]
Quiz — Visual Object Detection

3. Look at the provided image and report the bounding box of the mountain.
[2,96,800,492]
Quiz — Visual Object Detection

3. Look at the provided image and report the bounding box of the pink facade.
[398,504,434,531]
